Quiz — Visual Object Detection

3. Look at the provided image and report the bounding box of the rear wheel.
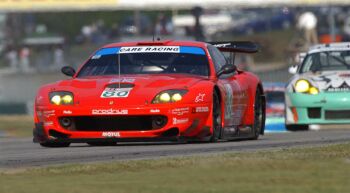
[210,92,222,142]
[40,142,70,148]
[286,124,309,131]
[252,89,265,140]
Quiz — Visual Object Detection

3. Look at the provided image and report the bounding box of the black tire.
[286,124,309,131]
[40,142,70,148]
[252,89,265,140]
[87,142,117,146]
[210,92,222,142]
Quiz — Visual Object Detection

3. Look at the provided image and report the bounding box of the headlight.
[295,79,310,93]
[152,90,188,104]
[294,79,319,95]
[309,87,319,95]
[49,91,74,105]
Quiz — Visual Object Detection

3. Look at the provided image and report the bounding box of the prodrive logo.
[92,109,128,115]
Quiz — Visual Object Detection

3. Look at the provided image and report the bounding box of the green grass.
[1,143,350,193]
[0,115,33,137]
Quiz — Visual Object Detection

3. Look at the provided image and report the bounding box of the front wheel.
[210,92,222,142]
[252,89,265,140]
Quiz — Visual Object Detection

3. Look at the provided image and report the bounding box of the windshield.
[300,51,350,73]
[77,46,209,77]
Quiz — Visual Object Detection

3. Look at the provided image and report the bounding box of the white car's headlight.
[295,79,319,95]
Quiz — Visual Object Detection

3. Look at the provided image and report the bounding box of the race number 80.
[101,88,131,98]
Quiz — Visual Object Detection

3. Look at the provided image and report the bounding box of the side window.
[207,45,227,72]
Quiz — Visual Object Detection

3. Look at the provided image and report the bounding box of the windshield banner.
[119,46,179,53]
[94,46,205,57]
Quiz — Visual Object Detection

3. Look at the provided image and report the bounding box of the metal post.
[134,10,140,36]
[329,6,336,42]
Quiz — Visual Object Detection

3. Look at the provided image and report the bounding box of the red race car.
[33,40,265,147]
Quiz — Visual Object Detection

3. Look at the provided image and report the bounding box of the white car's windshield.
[300,50,350,73]
[77,46,209,77]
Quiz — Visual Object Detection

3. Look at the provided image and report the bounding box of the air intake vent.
[307,108,321,119]
[325,110,350,120]
[60,115,168,131]
[107,83,134,88]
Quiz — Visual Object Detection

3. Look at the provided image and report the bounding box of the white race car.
[286,42,350,130]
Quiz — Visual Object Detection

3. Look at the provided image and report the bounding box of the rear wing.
[209,41,259,53]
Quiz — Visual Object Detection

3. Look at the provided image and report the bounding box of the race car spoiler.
[209,41,259,53]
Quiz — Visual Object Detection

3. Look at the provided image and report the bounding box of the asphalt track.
[1,130,350,169]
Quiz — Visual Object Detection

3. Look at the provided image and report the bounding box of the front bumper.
[34,103,212,143]
[285,92,350,125]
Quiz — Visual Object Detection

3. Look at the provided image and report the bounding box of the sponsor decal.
[44,121,53,126]
[171,107,189,115]
[150,109,160,113]
[94,46,205,56]
[92,109,128,115]
[63,110,72,114]
[195,106,209,113]
[43,110,55,118]
[224,84,233,119]
[311,72,350,91]
[213,43,231,48]
[173,117,189,125]
[102,132,120,138]
[109,78,135,83]
[101,87,132,98]
[327,87,350,92]
[119,46,180,53]
[43,110,55,114]
[195,93,205,103]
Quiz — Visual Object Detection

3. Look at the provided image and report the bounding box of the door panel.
[219,74,248,127]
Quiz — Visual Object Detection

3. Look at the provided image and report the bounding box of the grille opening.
[59,116,168,131]
[308,108,321,119]
[325,110,350,120]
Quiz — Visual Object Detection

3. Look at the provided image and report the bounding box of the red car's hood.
[51,74,207,107]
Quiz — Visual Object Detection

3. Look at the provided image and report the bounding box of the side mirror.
[288,65,298,74]
[298,52,306,63]
[61,66,76,77]
[217,64,237,77]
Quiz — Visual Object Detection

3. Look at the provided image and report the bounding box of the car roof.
[103,40,208,49]
[308,42,350,54]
